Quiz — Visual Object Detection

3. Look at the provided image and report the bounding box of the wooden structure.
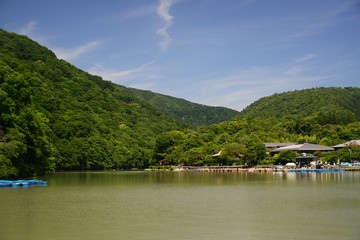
[295,156,319,168]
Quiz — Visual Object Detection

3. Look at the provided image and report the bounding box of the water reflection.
[1,171,359,240]
[45,171,360,187]
[291,171,360,184]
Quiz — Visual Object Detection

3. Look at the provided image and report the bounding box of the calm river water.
[1,171,359,240]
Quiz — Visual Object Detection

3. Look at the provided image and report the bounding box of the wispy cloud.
[287,1,359,40]
[285,54,317,75]
[124,5,157,19]
[190,63,333,111]
[53,41,102,61]
[89,61,155,83]
[295,54,316,63]
[19,20,37,36]
[17,20,49,44]
[156,0,176,51]
[285,65,307,75]
[129,82,155,90]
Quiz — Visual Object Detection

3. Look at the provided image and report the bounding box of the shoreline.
[145,166,360,173]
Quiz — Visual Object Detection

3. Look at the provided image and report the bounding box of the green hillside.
[0,29,187,178]
[151,87,360,167]
[1,29,359,177]
[123,87,239,128]
[239,87,360,124]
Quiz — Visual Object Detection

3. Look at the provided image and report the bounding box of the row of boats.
[0,179,48,187]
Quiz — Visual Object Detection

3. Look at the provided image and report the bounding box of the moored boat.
[0,180,48,188]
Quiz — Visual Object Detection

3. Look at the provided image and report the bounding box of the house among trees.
[212,148,244,165]
[264,143,297,151]
[333,140,360,150]
[270,143,334,155]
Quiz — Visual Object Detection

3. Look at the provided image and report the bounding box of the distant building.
[295,155,320,168]
[212,149,244,159]
[270,143,334,155]
[264,143,297,151]
[333,140,360,150]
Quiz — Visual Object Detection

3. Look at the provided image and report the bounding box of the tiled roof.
[333,140,360,148]
[271,143,334,152]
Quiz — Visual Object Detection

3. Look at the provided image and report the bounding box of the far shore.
[145,165,360,173]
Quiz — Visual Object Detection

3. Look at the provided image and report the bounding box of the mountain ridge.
[238,87,360,124]
[0,29,187,177]
[122,87,239,128]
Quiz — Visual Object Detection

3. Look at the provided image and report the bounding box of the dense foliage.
[123,87,239,129]
[239,87,360,124]
[1,29,359,178]
[153,116,360,167]
[0,29,188,178]
[152,87,360,166]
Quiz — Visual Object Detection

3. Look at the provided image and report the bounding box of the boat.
[0,180,48,188]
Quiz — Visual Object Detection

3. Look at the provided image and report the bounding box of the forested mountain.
[0,29,188,178]
[239,87,360,124]
[1,29,359,178]
[123,87,239,128]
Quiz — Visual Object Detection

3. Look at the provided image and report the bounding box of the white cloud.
[129,82,155,90]
[285,66,306,75]
[189,64,333,111]
[89,61,155,83]
[156,0,176,51]
[19,20,37,36]
[295,54,316,63]
[284,54,317,75]
[17,21,49,44]
[287,1,359,40]
[53,41,102,61]
[124,5,157,19]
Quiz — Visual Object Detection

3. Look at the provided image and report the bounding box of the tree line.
[152,117,360,167]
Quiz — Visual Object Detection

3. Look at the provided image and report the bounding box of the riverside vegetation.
[1,29,360,178]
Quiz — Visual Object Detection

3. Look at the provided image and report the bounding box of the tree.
[217,143,246,165]
[273,150,296,165]
[152,131,185,162]
[323,145,360,164]
[246,139,267,165]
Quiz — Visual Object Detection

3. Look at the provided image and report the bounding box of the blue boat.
[0,180,12,187]
[0,180,48,188]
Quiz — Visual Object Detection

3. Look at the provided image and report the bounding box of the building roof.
[271,143,334,153]
[295,155,318,159]
[264,143,297,148]
[333,140,360,148]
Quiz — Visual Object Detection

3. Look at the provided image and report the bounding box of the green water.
[0,171,359,240]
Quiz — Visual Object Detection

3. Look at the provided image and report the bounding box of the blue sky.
[1,0,359,111]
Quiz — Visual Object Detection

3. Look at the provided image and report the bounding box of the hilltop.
[239,87,360,124]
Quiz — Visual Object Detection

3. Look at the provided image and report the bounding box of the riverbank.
[146,166,360,173]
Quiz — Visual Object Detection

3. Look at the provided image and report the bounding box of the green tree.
[152,131,185,163]
[273,150,296,165]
